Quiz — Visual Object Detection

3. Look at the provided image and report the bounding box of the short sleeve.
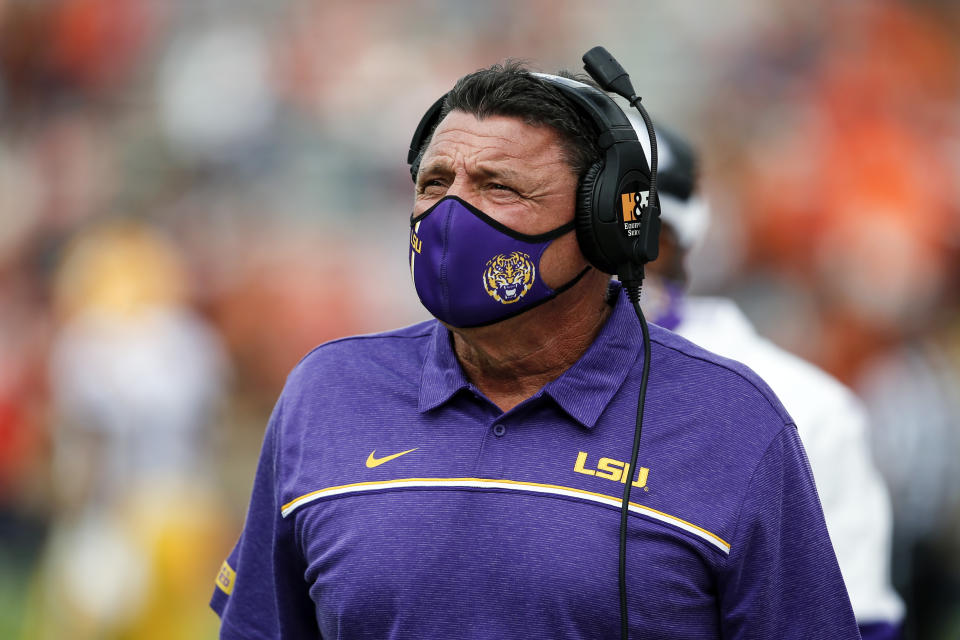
[719,426,861,639]
[800,394,903,636]
[210,401,319,638]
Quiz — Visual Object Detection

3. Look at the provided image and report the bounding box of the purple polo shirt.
[211,284,860,639]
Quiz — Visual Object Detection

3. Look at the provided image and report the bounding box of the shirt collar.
[418,282,642,427]
[543,283,641,428]
[418,322,471,412]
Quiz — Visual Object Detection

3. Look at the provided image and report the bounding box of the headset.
[407,47,659,640]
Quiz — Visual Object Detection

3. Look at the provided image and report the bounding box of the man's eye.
[419,180,446,193]
[490,183,515,192]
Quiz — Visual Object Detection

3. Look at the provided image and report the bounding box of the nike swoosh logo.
[366,448,419,468]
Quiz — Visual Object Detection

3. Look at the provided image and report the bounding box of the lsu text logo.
[620,190,650,223]
[483,251,535,304]
[409,221,423,281]
[410,225,422,254]
[574,451,649,488]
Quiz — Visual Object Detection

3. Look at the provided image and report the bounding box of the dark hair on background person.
[411,61,602,179]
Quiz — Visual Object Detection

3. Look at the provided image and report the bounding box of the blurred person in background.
[24,220,230,640]
[856,315,960,639]
[695,3,960,636]
[211,59,859,638]
[636,119,905,639]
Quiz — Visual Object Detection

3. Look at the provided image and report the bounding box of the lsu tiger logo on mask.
[483,251,535,304]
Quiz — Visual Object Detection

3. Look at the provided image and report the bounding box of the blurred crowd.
[0,0,957,638]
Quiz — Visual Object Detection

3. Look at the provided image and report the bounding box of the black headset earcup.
[576,162,617,274]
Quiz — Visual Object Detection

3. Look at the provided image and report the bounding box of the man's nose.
[443,174,476,201]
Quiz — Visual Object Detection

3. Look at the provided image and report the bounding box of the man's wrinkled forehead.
[418,110,573,178]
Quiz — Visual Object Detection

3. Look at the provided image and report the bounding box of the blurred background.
[0,0,957,637]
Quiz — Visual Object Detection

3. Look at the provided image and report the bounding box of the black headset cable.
[581,46,660,640]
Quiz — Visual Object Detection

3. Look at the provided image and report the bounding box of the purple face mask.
[409,196,590,328]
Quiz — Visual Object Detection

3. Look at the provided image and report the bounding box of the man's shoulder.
[678,297,864,428]
[284,320,437,392]
[735,333,861,421]
[629,324,805,549]
[648,322,794,430]
[300,319,436,359]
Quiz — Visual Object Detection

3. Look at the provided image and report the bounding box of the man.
[638,121,905,639]
[211,61,860,638]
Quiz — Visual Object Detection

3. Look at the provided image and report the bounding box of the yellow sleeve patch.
[215,560,236,595]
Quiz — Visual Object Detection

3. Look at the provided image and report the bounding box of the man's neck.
[451,274,613,412]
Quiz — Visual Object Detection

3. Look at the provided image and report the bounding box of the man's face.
[413,110,585,289]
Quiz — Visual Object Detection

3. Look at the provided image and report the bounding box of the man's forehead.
[422,111,565,168]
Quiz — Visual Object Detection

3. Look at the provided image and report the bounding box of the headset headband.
[406,73,641,180]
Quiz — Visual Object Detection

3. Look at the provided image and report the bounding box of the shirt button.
[492,424,507,437]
